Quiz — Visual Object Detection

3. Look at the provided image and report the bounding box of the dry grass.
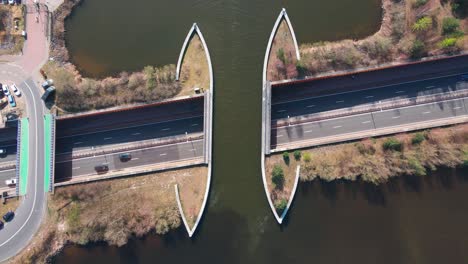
[10,165,210,263]
[176,165,207,228]
[267,19,298,82]
[298,0,467,77]
[299,124,468,185]
[179,34,210,96]
[0,196,20,219]
[0,5,25,55]
[265,152,299,213]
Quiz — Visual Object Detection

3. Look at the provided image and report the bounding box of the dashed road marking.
[305,130,313,133]
[160,153,167,156]
[161,128,171,131]
[277,134,284,138]
[74,142,83,145]
[191,124,199,126]
[365,96,374,99]
[422,111,431,114]
[453,106,462,110]
[426,85,435,89]
[336,100,344,103]
[104,137,112,140]
[131,133,141,136]
[72,167,80,170]
[392,116,401,119]
[277,110,286,113]
[333,125,342,129]
[306,105,315,108]
[395,90,405,94]
[362,120,371,124]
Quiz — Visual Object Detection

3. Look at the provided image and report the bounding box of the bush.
[412,17,433,32]
[410,40,426,58]
[411,132,426,145]
[293,150,301,161]
[412,0,428,7]
[442,17,460,35]
[408,158,426,176]
[276,48,286,64]
[383,137,403,152]
[275,199,288,214]
[303,152,312,163]
[272,165,285,189]
[439,37,458,49]
[283,151,290,164]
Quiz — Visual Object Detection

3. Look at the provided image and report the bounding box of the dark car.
[94,164,109,174]
[119,153,132,161]
[0,221,3,230]
[3,211,14,222]
[15,0,20,4]
[462,74,468,81]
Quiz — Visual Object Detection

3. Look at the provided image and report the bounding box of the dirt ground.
[266,19,298,82]
[179,34,210,96]
[0,196,20,221]
[265,152,299,213]
[176,165,207,228]
[0,5,24,55]
[10,165,210,263]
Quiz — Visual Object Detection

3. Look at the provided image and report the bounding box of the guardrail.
[44,114,55,193]
[273,90,468,129]
[14,121,21,196]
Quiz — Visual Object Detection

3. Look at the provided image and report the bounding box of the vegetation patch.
[298,0,467,77]
[298,124,468,184]
[11,166,209,263]
[179,34,210,96]
[0,5,25,55]
[267,19,299,82]
[0,196,20,219]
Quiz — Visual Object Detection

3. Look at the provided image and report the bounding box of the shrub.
[276,48,286,64]
[408,158,426,176]
[410,40,426,58]
[439,37,458,49]
[412,0,428,7]
[275,199,288,214]
[283,151,290,165]
[411,132,426,145]
[383,137,403,152]
[296,60,308,76]
[412,17,433,32]
[293,150,301,161]
[272,165,285,189]
[303,152,312,163]
[442,17,460,35]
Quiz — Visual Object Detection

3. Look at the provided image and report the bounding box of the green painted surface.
[44,114,52,192]
[19,118,29,196]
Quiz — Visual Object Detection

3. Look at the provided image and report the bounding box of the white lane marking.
[333,125,342,129]
[160,153,167,156]
[74,142,83,145]
[189,148,196,151]
[132,158,139,161]
[277,110,286,113]
[56,139,204,163]
[365,96,374,99]
[426,85,435,89]
[102,162,109,165]
[131,133,141,136]
[277,134,284,138]
[103,137,112,140]
[161,128,171,131]
[336,100,344,103]
[191,124,199,126]
[453,106,462,110]
[392,116,401,119]
[362,121,371,124]
[305,130,313,133]
[72,167,80,170]
[395,90,405,94]
[306,105,315,108]
[422,111,431,114]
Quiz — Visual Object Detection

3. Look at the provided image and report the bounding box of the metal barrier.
[14,121,21,196]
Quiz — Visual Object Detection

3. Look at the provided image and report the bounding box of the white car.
[11,84,20,96]
[5,178,16,186]
[8,0,14,5]
[2,84,9,96]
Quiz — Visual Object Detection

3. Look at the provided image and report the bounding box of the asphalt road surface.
[55,138,204,180]
[56,116,203,154]
[272,98,468,146]
[272,74,468,121]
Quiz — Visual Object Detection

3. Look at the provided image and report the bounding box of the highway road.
[56,116,203,154]
[272,74,468,121]
[55,138,204,180]
[0,169,16,188]
[272,97,468,146]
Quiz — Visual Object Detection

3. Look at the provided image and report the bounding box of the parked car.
[8,0,13,5]
[119,153,132,161]
[0,221,3,230]
[0,98,6,108]
[11,84,20,96]
[94,164,109,174]
[15,0,20,4]
[7,95,15,107]
[5,178,16,187]
[2,84,9,96]
[3,211,14,222]
[0,148,6,156]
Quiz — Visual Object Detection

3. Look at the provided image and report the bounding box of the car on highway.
[0,148,6,157]
[7,95,15,107]
[94,164,109,174]
[11,84,20,96]
[2,84,9,96]
[3,211,14,222]
[119,153,132,161]
[5,178,16,187]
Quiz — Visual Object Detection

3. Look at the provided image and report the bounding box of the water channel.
[53,0,468,263]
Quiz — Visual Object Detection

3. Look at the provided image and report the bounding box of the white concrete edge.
[174,23,213,237]
[279,165,301,221]
[176,23,197,81]
[174,184,194,237]
[262,9,291,224]
[282,8,301,61]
